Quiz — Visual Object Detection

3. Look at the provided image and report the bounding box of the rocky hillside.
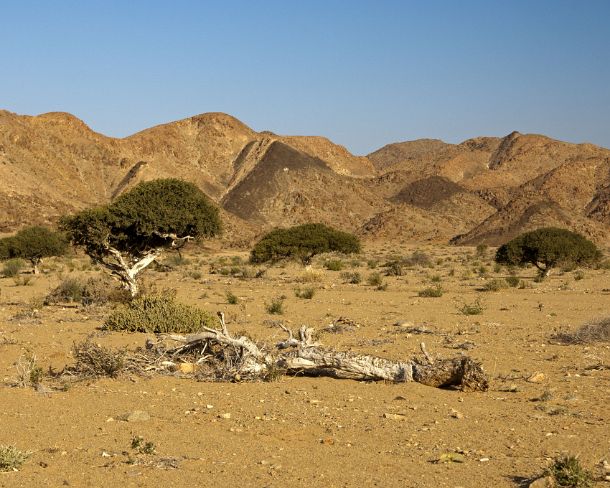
[0,109,608,247]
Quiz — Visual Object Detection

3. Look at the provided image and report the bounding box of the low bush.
[104,293,216,333]
[340,271,362,284]
[1,258,25,278]
[295,287,315,299]
[250,223,360,264]
[545,455,593,487]
[71,339,126,378]
[418,285,443,297]
[458,298,484,315]
[482,279,508,292]
[323,259,344,271]
[266,297,285,315]
[552,316,610,344]
[366,272,383,287]
[0,445,30,472]
[505,276,520,288]
[226,291,239,304]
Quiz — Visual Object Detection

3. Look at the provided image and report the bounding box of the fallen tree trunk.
[160,314,489,392]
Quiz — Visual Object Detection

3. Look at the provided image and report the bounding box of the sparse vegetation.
[0,445,30,472]
[340,271,362,284]
[418,284,443,297]
[294,287,315,299]
[505,275,520,287]
[552,316,610,344]
[1,258,25,278]
[0,226,68,274]
[226,290,239,304]
[366,272,383,287]
[458,298,484,315]
[266,296,285,315]
[71,338,126,378]
[323,259,345,271]
[250,223,360,264]
[544,455,593,487]
[482,278,508,292]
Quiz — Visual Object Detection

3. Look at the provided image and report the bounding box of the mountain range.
[1,109,608,247]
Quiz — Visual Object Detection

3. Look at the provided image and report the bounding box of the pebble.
[125,410,150,422]
[527,372,546,383]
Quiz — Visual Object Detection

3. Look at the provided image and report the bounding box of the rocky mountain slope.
[0,109,608,247]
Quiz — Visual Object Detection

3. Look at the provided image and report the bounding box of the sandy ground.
[0,245,608,487]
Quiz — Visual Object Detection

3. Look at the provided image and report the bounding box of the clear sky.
[1,0,609,154]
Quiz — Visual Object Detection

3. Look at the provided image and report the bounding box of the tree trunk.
[163,320,489,392]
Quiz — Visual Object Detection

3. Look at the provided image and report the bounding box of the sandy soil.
[0,245,608,487]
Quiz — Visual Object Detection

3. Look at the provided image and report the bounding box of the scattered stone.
[450,409,464,419]
[383,413,407,421]
[436,452,465,463]
[528,476,554,488]
[527,372,546,383]
[219,413,231,419]
[124,410,150,422]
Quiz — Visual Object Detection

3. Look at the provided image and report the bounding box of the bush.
[545,455,592,487]
[505,276,520,288]
[1,258,25,278]
[476,243,488,257]
[0,445,30,472]
[405,250,432,267]
[418,285,443,297]
[323,259,344,271]
[45,276,129,305]
[458,298,484,315]
[266,297,285,315]
[384,261,404,276]
[482,278,508,292]
[341,271,362,284]
[553,316,610,344]
[71,339,126,378]
[295,287,315,299]
[226,291,239,304]
[495,227,601,277]
[366,272,383,287]
[250,223,361,264]
[104,293,216,333]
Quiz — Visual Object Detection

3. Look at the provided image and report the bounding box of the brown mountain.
[0,109,608,247]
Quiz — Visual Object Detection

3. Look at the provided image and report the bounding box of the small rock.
[437,452,465,463]
[528,476,554,488]
[383,413,407,421]
[125,410,150,422]
[450,409,464,419]
[527,372,546,383]
[219,413,231,419]
[179,362,197,374]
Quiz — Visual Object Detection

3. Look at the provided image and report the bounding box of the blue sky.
[1,0,609,154]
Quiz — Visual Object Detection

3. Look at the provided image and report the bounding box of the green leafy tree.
[495,227,601,278]
[0,226,68,274]
[250,223,361,264]
[61,179,221,296]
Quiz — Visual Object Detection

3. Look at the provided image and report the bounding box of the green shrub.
[46,277,85,303]
[0,445,30,472]
[406,250,432,267]
[496,227,602,277]
[573,270,585,281]
[476,243,488,257]
[295,287,315,299]
[545,455,592,487]
[250,223,361,264]
[384,261,403,276]
[104,293,216,333]
[1,258,25,278]
[323,259,344,271]
[418,285,443,297]
[504,276,520,287]
[71,339,126,378]
[266,297,285,315]
[340,271,362,284]
[429,274,442,283]
[0,226,68,273]
[226,291,239,305]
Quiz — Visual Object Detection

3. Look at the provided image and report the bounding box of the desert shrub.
[495,227,601,278]
[545,455,593,487]
[475,243,488,257]
[553,316,610,344]
[366,259,379,269]
[46,277,86,303]
[366,272,383,287]
[458,298,484,315]
[482,278,508,292]
[493,263,502,273]
[323,259,344,271]
[596,259,610,270]
[163,254,191,268]
[71,339,126,378]
[404,250,432,267]
[1,258,25,278]
[505,276,520,288]
[573,270,585,281]
[266,297,285,315]
[104,293,216,333]
[294,287,315,299]
[0,445,30,472]
[250,223,361,264]
[341,271,362,284]
[384,261,403,276]
[429,274,442,283]
[418,285,443,297]
[13,275,33,286]
[226,291,239,304]
[296,268,323,283]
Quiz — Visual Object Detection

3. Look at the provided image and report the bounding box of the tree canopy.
[250,223,361,264]
[495,227,601,276]
[61,178,221,295]
[0,226,68,272]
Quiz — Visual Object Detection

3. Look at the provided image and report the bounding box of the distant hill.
[0,109,608,247]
